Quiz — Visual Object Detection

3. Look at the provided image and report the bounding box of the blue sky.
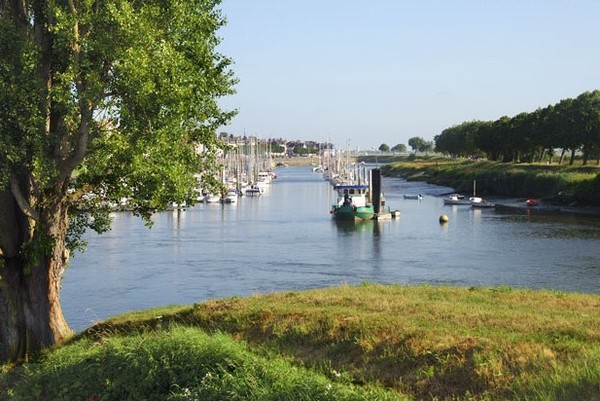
[217,0,600,151]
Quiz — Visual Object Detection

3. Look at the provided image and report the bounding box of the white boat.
[204,193,221,203]
[244,186,262,197]
[442,194,471,205]
[470,197,495,208]
[167,201,187,211]
[223,190,238,203]
[257,171,272,185]
[444,180,485,206]
[403,194,423,200]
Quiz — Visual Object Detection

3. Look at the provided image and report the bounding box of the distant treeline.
[434,90,600,165]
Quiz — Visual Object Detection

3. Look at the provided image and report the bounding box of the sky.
[216,0,600,151]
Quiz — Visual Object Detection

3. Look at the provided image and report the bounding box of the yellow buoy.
[439,214,449,224]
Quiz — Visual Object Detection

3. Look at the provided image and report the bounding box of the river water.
[62,166,600,331]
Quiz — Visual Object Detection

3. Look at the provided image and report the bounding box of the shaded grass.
[8,326,402,401]
[511,355,600,401]
[63,284,600,401]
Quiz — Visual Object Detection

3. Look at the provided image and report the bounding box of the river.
[62,166,600,331]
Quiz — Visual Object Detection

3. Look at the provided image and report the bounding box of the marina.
[62,166,600,332]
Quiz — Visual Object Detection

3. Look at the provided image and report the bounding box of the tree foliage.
[408,137,423,152]
[0,0,236,362]
[270,144,285,154]
[391,143,406,153]
[434,90,600,165]
[378,143,390,152]
[408,136,433,154]
[434,121,482,158]
[293,146,316,155]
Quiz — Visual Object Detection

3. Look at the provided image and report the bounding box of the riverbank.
[368,155,600,208]
[3,284,599,400]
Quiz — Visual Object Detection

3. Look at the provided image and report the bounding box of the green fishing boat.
[329,168,388,221]
[330,184,375,221]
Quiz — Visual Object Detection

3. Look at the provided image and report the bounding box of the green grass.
[6,327,401,401]
[2,284,600,400]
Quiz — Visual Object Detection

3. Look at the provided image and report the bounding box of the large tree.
[407,136,425,153]
[378,143,390,152]
[391,143,406,153]
[0,0,236,362]
[434,121,483,159]
[573,91,600,165]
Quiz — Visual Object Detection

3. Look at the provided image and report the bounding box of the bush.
[574,174,600,204]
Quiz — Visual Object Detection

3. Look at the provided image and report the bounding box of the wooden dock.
[374,210,400,220]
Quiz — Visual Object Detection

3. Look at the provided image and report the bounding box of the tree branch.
[59,115,91,181]
[57,0,93,181]
[10,174,40,221]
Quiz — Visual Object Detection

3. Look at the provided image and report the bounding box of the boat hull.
[331,204,375,221]
[471,202,495,208]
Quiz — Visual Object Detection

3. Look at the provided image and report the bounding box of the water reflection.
[332,219,376,235]
[494,210,600,240]
[332,219,388,274]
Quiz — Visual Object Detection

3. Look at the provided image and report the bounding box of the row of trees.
[434,90,600,164]
[378,143,405,152]
[378,136,433,154]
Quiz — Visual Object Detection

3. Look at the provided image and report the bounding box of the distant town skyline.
[217,0,600,151]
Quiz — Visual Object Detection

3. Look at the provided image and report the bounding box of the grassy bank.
[3,284,599,400]
[374,156,600,204]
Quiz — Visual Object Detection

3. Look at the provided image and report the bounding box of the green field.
[3,284,599,400]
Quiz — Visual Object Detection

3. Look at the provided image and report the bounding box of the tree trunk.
[558,149,566,165]
[582,148,589,166]
[0,196,72,362]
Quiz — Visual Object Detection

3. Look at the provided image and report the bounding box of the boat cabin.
[334,184,369,207]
